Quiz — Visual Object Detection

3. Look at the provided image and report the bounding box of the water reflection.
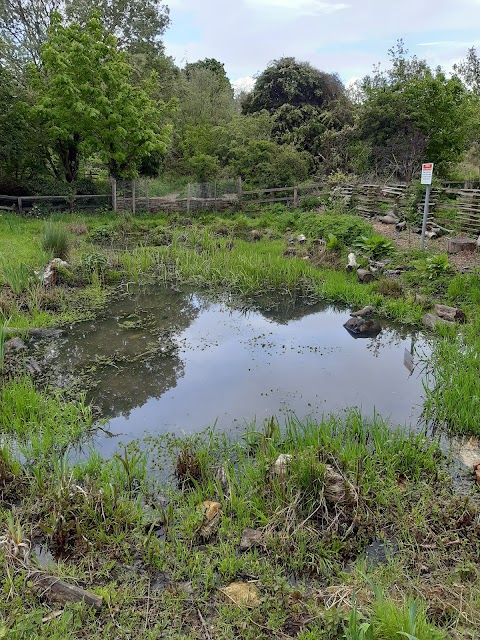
[48,286,429,455]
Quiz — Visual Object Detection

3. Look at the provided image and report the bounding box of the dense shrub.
[300,213,372,244]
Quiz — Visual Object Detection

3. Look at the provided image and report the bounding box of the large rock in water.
[343,317,382,338]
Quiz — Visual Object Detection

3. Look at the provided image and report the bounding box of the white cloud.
[232,76,256,94]
[244,0,349,15]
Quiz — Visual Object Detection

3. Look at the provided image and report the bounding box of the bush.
[426,253,451,279]
[299,196,322,211]
[301,213,372,245]
[42,222,71,260]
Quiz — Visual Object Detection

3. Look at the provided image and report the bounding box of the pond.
[49,285,429,457]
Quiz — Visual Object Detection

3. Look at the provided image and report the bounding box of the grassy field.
[0,204,479,638]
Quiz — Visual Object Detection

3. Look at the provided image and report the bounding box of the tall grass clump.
[0,261,34,294]
[0,376,93,460]
[42,221,71,260]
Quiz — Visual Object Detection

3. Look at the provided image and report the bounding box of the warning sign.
[421,163,434,185]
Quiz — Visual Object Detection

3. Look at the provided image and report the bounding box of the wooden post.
[293,186,299,208]
[145,178,150,212]
[236,176,242,205]
[17,197,22,214]
[131,179,136,215]
[187,183,191,213]
[111,177,117,212]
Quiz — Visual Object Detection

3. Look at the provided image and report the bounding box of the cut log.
[422,313,453,330]
[395,221,407,231]
[31,574,103,611]
[425,231,438,239]
[433,304,466,323]
[357,268,374,283]
[447,237,478,254]
[346,252,358,272]
[379,214,399,225]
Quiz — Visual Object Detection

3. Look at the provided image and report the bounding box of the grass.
[0,205,479,635]
[42,221,71,260]
[0,412,476,638]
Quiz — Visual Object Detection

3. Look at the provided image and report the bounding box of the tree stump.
[447,237,477,254]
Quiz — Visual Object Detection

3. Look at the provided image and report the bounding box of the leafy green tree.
[33,14,172,180]
[231,140,309,188]
[0,0,170,67]
[0,62,46,185]
[242,57,353,166]
[358,42,472,179]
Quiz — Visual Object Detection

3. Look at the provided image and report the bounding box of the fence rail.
[1,178,480,238]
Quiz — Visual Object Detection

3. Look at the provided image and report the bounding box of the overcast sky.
[163,0,480,90]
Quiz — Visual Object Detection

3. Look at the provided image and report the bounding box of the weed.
[354,235,395,260]
[426,253,451,279]
[0,261,34,294]
[373,279,404,298]
[42,221,70,259]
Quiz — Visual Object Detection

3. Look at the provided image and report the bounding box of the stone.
[296,234,307,243]
[4,337,27,352]
[42,259,71,287]
[239,528,264,552]
[350,306,374,318]
[343,317,382,338]
[272,453,293,478]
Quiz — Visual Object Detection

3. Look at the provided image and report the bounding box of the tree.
[242,57,353,165]
[0,0,170,67]
[0,62,46,186]
[33,14,172,180]
[357,42,472,180]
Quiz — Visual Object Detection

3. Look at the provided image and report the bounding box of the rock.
[239,528,264,552]
[456,437,480,468]
[313,238,326,246]
[271,453,292,479]
[25,358,42,375]
[220,582,261,608]
[198,500,222,540]
[324,465,350,505]
[199,500,221,522]
[4,337,26,352]
[296,234,307,243]
[474,463,480,486]
[350,306,374,318]
[433,304,466,323]
[42,258,71,287]
[343,317,382,338]
[283,247,296,258]
[422,313,452,330]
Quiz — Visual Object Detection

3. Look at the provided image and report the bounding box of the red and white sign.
[421,162,434,185]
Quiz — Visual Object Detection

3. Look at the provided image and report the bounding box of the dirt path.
[372,221,480,272]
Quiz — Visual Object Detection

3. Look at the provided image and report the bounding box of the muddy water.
[50,286,429,457]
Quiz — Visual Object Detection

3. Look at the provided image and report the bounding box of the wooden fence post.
[293,186,299,208]
[111,177,117,212]
[17,197,22,214]
[187,183,191,213]
[236,176,242,205]
[131,179,136,215]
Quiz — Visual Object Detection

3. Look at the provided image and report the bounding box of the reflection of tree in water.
[55,285,200,420]
[364,324,422,358]
[259,299,332,324]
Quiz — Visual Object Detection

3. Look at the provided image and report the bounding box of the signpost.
[420,162,434,250]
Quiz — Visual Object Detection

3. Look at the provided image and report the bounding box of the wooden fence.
[1,178,480,237]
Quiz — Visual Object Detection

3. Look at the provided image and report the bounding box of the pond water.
[49,286,429,457]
